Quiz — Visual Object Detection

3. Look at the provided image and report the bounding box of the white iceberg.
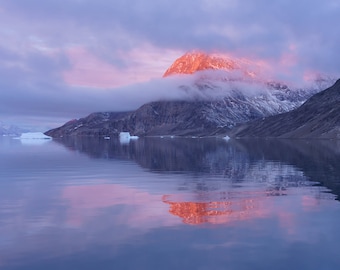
[119,132,139,144]
[223,135,230,141]
[16,132,52,145]
[19,132,52,140]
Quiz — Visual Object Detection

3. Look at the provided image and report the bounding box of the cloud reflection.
[62,183,178,228]
[163,193,268,225]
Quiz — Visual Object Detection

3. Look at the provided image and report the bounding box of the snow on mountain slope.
[165,71,319,129]
[229,79,340,139]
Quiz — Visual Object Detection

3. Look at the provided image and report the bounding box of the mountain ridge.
[45,76,318,137]
[0,123,28,136]
[228,79,340,139]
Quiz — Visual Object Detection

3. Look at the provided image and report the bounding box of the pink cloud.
[280,52,298,67]
[63,46,182,89]
[63,47,131,88]
[278,43,299,68]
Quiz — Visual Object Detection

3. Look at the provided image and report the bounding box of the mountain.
[163,51,262,79]
[0,123,27,136]
[46,51,321,138]
[229,79,340,139]
[46,76,317,137]
[163,51,238,77]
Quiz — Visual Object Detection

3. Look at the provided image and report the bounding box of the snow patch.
[73,124,83,130]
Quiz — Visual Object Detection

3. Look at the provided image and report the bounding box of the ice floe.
[19,132,52,140]
[119,132,139,144]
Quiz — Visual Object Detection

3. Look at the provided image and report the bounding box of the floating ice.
[223,135,230,141]
[19,132,52,140]
[119,132,138,144]
[15,132,52,145]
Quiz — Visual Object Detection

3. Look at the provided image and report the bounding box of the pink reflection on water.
[302,195,320,210]
[62,182,179,228]
[278,211,296,235]
[162,190,272,225]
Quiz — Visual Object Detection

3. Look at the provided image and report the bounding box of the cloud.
[62,46,181,88]
[2,66,324,131]
[2,0,339,61]
[0,0,339,129]
[1,0,339,72]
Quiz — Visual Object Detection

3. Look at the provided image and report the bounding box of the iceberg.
[119,132,139,144]
[223,135,230,141]
[16,132,52,145]
[19,132,52,140]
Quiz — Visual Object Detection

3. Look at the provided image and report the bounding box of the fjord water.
[1,137,340,270]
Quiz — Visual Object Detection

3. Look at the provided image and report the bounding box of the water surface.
[1,137,340,269]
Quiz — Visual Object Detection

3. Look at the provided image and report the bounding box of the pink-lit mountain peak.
[163,51,241,77]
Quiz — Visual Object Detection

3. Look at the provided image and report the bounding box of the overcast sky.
[0,0,339,130]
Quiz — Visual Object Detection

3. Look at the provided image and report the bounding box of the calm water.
[1,136,340,270]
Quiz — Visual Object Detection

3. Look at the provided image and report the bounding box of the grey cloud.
[2,0,339,69]
[0,0,339,129]
[0,69,320,129]
[2,0,340,67]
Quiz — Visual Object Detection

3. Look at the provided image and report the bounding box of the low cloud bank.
[1,70,335,130]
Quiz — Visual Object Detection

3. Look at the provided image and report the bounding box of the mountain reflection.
[2,137,340,269]
[56,137,340,200]
[162,193,267,225]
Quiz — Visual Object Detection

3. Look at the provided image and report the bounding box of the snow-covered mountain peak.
[163,51,245,77]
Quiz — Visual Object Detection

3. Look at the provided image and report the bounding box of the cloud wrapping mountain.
[45,68,320,137]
